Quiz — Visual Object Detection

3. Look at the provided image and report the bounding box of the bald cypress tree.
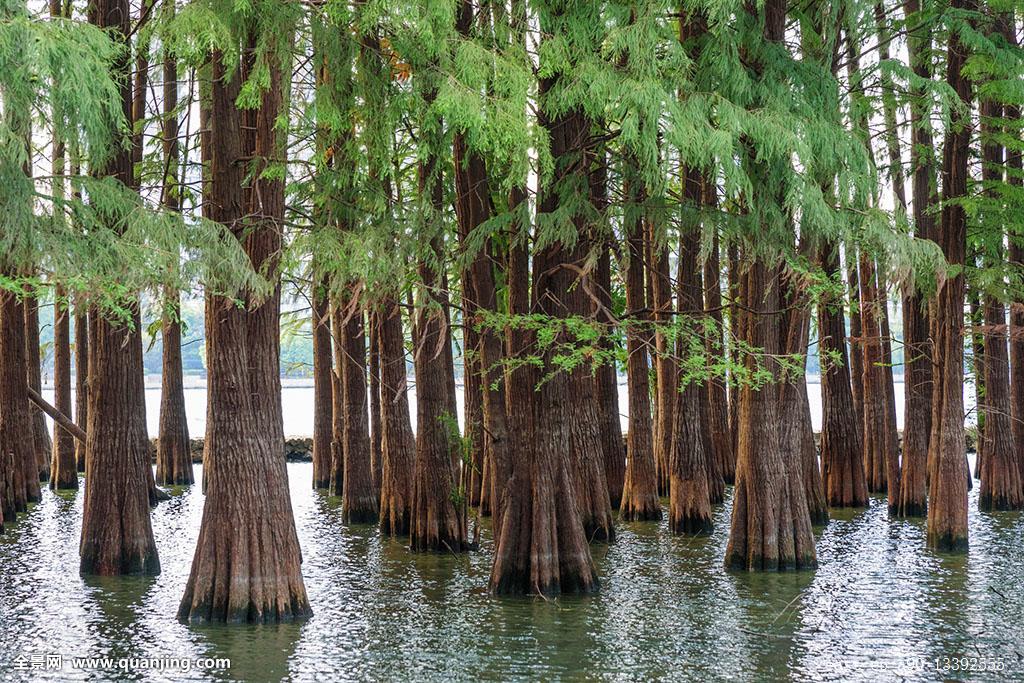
[927,0,974,552]
[178,2,310,620]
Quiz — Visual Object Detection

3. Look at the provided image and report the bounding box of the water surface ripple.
[1,463,1021,681]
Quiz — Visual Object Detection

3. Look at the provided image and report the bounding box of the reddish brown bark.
[453,97,512,532]
[779,254,827,527]
[669,224,712,534]
[312,276,333,490]
[178,43,309,621]
[650,225,675,497]
[155,290,192,487]
[977,72,1022,510]
[704,228,734,485]
[329,305,345,497]
[24,297,51,481]
[378,299,415,536]
[589,155,625,510]
[411,238,468,552]
[368,308,383,498]
[926,0,973,551]
[340,299,377,523]
[79,0,158,576]
[726,259,816,570]
[818,242,867,508]
[725,0,816,571]
[155,43,192,488]
[859,256,889,495]
[73,302,89,473]
[0,285,32,522]
[490,70,599,591]
[896,0,935,518]
[620,180,660,522]
[50,291,78,490]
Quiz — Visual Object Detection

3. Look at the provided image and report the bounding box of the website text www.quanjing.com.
[9,653,231,674]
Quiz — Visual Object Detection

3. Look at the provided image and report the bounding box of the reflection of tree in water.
[80,575,163,675]
[191,623,303,682]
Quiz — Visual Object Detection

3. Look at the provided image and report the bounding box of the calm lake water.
[0,461,1021,681]
[43,380,928,438]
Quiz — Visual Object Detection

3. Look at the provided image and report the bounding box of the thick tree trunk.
[340,299,377,523]
[620,181,660,521]
[411,239,468,552]
[926,0,973,551]
[725,0,815,571]
[79,0,158,576]
[378,300,416,536]
[668,227,713,534]
[977,68,1022,509]
[818,242,867,507]
[896,0,935,518]
[312,276,333,489]
[859,255,889,494]
[156,289,192,486]
[489,53,601,591]
[704,228,734,485]
[726,259,816,570]
[24,297,51,481]
[50,290,78,490]
[0,285,32,521]
[80,304,160,575]
[368,309,383,498]
[179,45,309,622]
[589,155,625,510]
[650,225,675,497]
[155,41,192,488]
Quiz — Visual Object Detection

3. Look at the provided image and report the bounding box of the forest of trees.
[1,0,1023,624]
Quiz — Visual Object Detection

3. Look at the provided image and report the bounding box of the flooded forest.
[1,0,1024,680]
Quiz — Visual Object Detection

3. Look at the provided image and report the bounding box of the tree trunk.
[489,45,601,591]
[411,238,468,552]
[50,290,78,490]
[79,0,158,576]
[704,226,734,485]
[926,0,973,551]
[590,154,625,510]
[73,302,89,473]
[818,242,867,508]
[896,0,935,518]
[24,297,51,481]
[669,221,712,533]
[620,179,660,521]
[977,54,1022,510]
[650,223,675,497]
[329,304,345,497]
[368,307,383,498]
[859,255,889,494]
[155,289,192,486]
[378,299,416,536]
[312,275,333,489]
[155,40,192,488]
[780,253,827,526]
[340,299,377,523]
[178,44,309,622]
[726,259,816,570]
[0,284,32,522]
[725,0,816,571]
